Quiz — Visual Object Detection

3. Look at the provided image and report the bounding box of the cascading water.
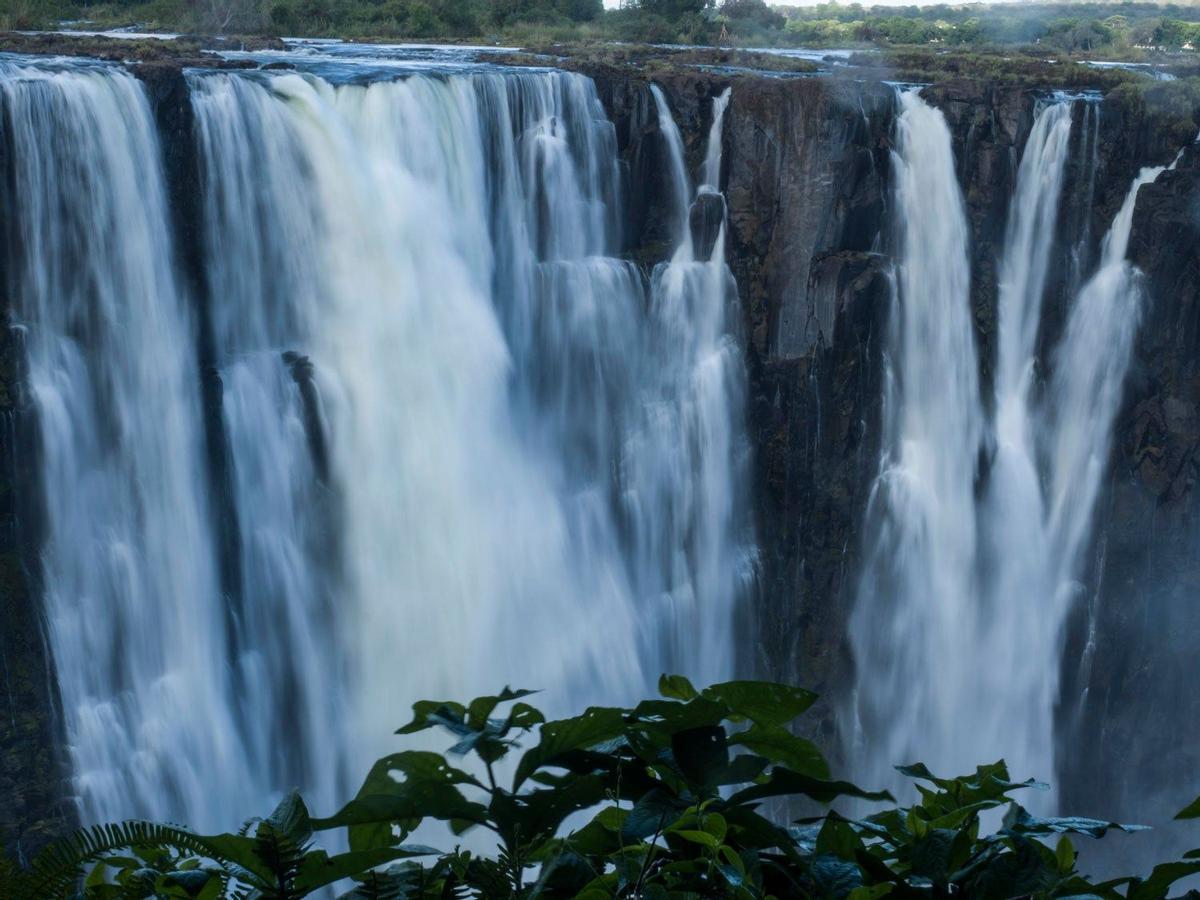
[0,54,753,830]
[191,72,349,817]
[702,87,732,191]
[650,84,695,256]
[1044,158,1177,600]
[853,89,1172,805]
[976,98,1075,802]
[642,84,750,685]
[850,89,983,791]
[0,61,253,829]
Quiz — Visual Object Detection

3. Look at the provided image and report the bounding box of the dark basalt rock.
[1057,142,1200,865]
[720,77,893,361]
[604,70,1200,802]
[689,190,726,262]
[283,352,331,483]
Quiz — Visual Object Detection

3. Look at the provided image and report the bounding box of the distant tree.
[1130,15,1163,47]
[190,0,266,32]
[1045,16,1114,51]
[1154,17,1200,49]
[718,0,783,30]
[635,0,709,22]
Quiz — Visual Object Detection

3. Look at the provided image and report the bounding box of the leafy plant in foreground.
[8,676,1200,898]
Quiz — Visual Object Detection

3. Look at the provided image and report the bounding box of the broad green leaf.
[730,723,830,778]
[161,868,219,895]
[513,706,626,788]
[728,767,894,807]
[906,827,958,881]
[504,702,546,731]
[898,761,1048,812]
[566,808,630,856]
[671,725,729,787]
[1126,860,1200,900]
[1002,804,1149,838]
[718,844,744,873]
[1055,836,1076,872]
[295,844,439,892]
[817,815,864,860]
[314,785,487,852]
[507,773,611,840]
[674,829,720,849]
[630,697,729,735]
[702,812,727,843]
[659,674,699,701]
[809,854,864,897]
[715,752,769,785]
[966,833,1054,899]
[1176,796,1200,820]
[466,687,539,730]
[701,681,819,725]
[847,886,893,900]
[622,788,689,842]
[396,701,468,736]
[854,848,898,885]
[265,790,313,845]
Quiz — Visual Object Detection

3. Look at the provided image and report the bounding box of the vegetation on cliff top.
[12,0,1200,59]
[7,676,1200,898]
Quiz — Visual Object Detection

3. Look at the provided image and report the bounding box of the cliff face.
[598,69,1200,808]
[587,70,898,747]
[1063,143,1200,855]
[723,78,893,749]
[2,49,1199,852]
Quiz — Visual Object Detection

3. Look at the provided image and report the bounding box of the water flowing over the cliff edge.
[850,88,983,796]
[0,61,251,827]
[0,60,753,830]
[852,90,1171,806]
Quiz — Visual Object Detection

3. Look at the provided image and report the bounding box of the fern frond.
[19,820,254,898]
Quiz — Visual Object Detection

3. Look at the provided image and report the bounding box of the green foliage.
[9,676,1200,898]
[24,0,1200,57]
[1108,76,1200,147]
[774,0,1200,51]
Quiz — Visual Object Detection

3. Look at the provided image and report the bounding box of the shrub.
[7,676,1200,898]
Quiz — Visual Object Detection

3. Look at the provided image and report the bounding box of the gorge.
[1,36,1199,872]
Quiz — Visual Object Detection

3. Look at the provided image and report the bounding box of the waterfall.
[850,89,983,791]
[976,99,1074,801]
[0,57,753,829]
[191,72,349,818]
[702,87,732,191]
[638,87,749,683]
[0,61,252,829]
[651,84,694,257]
[189,68,661,815]
[853,90,1169,804]
[1045,160,1175,603]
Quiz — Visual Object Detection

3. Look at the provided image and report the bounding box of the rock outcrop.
[1060,141,1200,861]
[596,67,1200,804]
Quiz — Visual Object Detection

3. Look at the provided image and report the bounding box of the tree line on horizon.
[10,0,1200,52]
